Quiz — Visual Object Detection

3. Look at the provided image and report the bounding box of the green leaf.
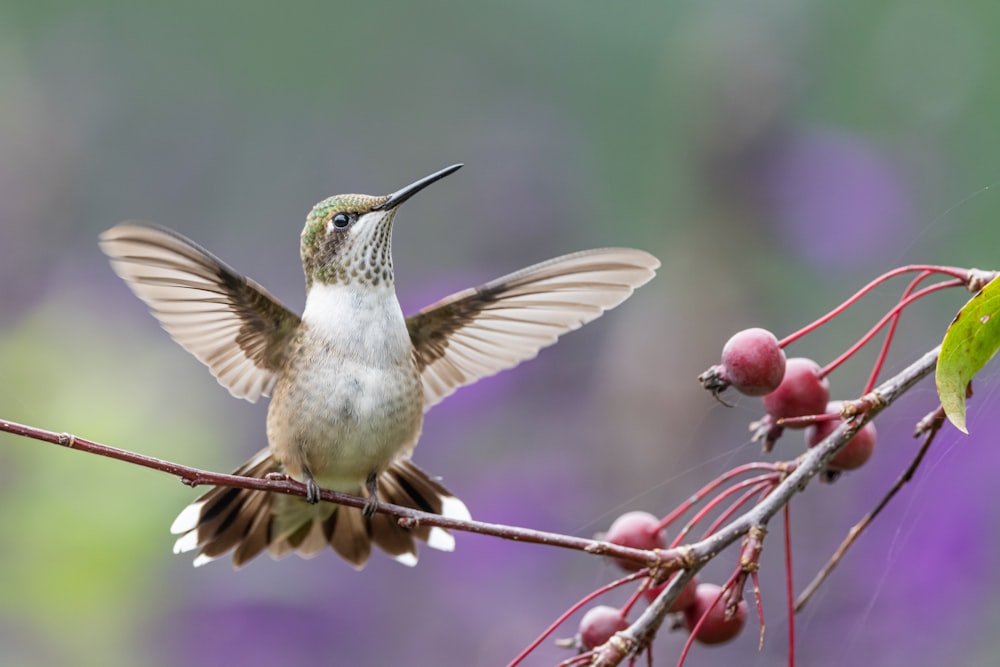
[936,275,1000,433]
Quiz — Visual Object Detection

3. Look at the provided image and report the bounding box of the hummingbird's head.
[300,164,462,289]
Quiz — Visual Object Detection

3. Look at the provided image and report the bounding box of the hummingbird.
[99,164,659,569]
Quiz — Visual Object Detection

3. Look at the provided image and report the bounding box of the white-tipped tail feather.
[172,529,201,555]
[169,452,469,569]
[169,502,205,536]
[394,553,419,567]
[426,528,456,552]
[440,494,472,522]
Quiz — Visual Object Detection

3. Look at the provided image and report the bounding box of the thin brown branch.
[0,418,676,568]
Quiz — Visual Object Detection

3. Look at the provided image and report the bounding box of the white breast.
[267,282,423,489]
[301,282,413,364]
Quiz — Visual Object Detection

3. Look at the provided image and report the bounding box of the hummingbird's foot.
[304,476,321,504]
[362,471,380,518]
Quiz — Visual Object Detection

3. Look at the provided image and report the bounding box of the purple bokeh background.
[3,2,1000,666]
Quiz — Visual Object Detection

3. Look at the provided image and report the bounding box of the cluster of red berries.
[716,328,876,471]
[560,264,988,663]
[577,512,747,650]
[577,327,885,653]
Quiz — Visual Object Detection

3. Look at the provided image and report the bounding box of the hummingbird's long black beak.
[374,164,463,211]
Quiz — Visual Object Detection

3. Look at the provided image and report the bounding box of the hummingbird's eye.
[331,212,352,230]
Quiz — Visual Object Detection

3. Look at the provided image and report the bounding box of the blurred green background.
[3,1,1000,665]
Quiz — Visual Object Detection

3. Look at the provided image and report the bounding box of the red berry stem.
[675,570,740,667]
[778,265,969,349]
[657,463,783,533]
[784,504,795,667]
[555,654,592,667]
[750,568,765,651]
[621,580,653,617]
[669,474,781,548]
[777,412,839,428]
[700,483,774,540]
[861,270,933,393]
[819,278,963,378]
[508,570,647,667]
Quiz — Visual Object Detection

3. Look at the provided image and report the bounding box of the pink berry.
[805,402,876,470]
[605,511,666,572]
[684,583,747,645]
[720,328,786,396]
[762,357,830,428]
[644,574,699,613]
[579,605,628,649]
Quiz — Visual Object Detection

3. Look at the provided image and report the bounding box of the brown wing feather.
[100,223,302,402]
[407,248,659,410]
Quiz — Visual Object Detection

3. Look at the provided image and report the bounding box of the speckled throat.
[300,193,395,289]
[299,165,465,290]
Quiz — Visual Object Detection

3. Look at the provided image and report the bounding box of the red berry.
[605,511,666,572]
[720,328,786,396]
[684,583,747,645]
[762,357,830,428]
[805,402,876,470]
[579,605,628,649]
[644,574,699,613]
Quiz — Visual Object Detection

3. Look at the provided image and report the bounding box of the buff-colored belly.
[266,353,423,492]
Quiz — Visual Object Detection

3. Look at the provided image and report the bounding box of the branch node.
[965,268,997,293]
[57,432,76,448]
[590,631,636,665]
[749,414,784,452]
[914,404,946,438]
[844,391,886,417]
[773,460,797,477]
[677,544,697,569]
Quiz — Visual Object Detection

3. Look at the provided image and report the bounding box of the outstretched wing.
[100,223,302,402]
[407,248,659,410]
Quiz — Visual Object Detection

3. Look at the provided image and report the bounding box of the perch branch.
[0,418,675,568]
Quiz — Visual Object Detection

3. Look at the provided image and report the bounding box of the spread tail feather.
[170,451,469,569]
